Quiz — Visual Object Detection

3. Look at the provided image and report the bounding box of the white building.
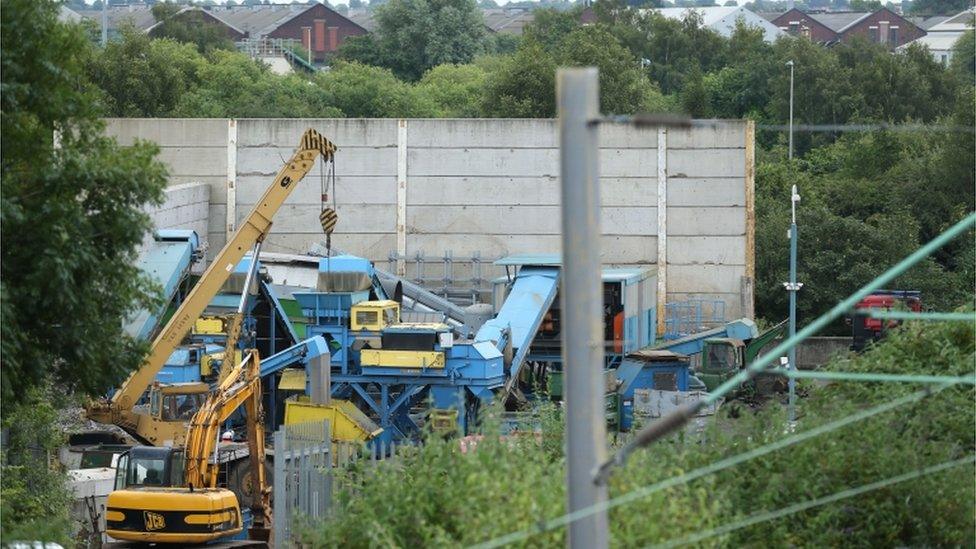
[650,6,785,43]
[898,8,974,65]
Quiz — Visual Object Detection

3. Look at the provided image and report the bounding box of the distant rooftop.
[212,4,310,38]
[655,6,750,26]
[807,11,871,32]
[482,8,536,35]
[76,5,156,32]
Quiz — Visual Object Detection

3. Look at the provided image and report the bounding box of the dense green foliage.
[300,318,975,546]
[339,0,490,80]
[1,1,167,539]
[0,389,74,545]
[2,0,166,411]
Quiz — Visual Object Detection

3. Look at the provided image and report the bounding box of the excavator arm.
[183,350,271,531]
[87,129,336,443]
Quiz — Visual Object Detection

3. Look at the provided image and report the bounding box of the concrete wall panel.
[105,119,227,147]
[668,236,746,265]
[238,118,399,147]
[407,177,658,207]
[668,149,745,178]
[668,264,746,293]
[107,118,753,320]
[668,207,746,236]
[236,203,395,234]
[668,122,748,149]
[235,175,397,205]
[237,147,395,176]
[668,178,745,207]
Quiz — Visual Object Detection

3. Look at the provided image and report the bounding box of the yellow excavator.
[105,349,271,545]
[86,128,337,448]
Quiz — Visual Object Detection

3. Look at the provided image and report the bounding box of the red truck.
[850,290,922,351]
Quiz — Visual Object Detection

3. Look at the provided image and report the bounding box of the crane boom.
[87,129,336,444]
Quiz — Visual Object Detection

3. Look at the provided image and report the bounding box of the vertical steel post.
[558,67,609,549]
[786,184,801,423]
[101,0,108,47]
[787,60,795,161]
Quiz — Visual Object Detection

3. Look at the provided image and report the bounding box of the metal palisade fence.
[272,420,400,547]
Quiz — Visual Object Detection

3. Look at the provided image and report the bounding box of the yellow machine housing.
[193,316,228,335]
[429,409,459,435]
[350,300,400,331]
[360,349,446,369]
[106,486,242,544]
[283,397,383,442]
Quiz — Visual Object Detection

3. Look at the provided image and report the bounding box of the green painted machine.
[697,320,788,392]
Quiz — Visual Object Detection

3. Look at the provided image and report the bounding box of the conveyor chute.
[475,266,560,389]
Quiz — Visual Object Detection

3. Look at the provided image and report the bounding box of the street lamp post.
[786,60,795,161]
[783,184,802,423]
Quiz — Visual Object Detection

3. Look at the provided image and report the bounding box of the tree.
[340,0,489,80]
[598,9,727,95]
[149,2,235,53]
[316,61,437,116]
[949,29,975,80]
[849,0,882,10]
[2,0,168,411]
[909,0,971,14]
[558,27,671,115]
[522,7,584,51]
[418,63,488,117]
[88,29,204,116]
[482,41,557,117]
[175,51,342,117]
[349,0,364,7]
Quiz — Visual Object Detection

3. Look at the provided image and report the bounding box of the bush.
[298,318,974,547]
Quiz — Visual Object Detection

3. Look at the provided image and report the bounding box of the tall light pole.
[783,184,802,424]
[101,0,108,47]
[786,60,795,161]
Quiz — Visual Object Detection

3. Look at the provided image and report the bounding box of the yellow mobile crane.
[105,349,271,545]
[86,129,337,447]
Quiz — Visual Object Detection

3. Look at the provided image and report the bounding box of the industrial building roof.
[482,8,536,35]
[347,10,377,33]
[76,6,157,32]
[808,11,872,32]
[927,8,975,31]
[655,6,744,26]
[207,4,310,38]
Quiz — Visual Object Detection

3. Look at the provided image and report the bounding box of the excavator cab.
[148,383,209,421]
[699,338,745,391]
[113,446,185,489]
[106,448,244,544]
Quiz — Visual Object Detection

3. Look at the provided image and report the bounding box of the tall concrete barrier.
[105,118,756,322]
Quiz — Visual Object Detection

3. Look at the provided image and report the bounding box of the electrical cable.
[766,371,976,385]
[650,455,976,549]
[469,384,956,549]
[595,213,976,482]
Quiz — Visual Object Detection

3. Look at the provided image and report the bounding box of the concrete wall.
[105,118,755,320]
[143,182,211,258]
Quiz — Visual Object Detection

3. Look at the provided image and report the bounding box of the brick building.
[264,3,367,62]
[772,8,925,48]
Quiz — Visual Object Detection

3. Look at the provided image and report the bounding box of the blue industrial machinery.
[653,318,758,356]
[615,350,691,430]
[291,256,506,443]
[124,230,201,341]
[491,256,657,403]
[153,253,301,388]
[280,254,662,442]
